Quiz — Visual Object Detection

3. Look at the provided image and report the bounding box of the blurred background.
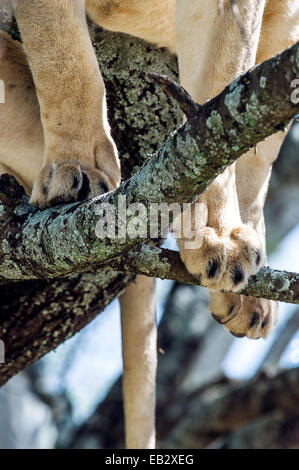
[0,120,298,449]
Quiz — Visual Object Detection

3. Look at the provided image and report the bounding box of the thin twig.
[148,72,201,119]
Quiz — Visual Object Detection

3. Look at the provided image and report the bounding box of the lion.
[0,0,298,449]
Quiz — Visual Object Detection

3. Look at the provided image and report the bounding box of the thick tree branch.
[68,352,299,449]
[0,13,298,387]
[0,25,181,386]
[0,42,298,283]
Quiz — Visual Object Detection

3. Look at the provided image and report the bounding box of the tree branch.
[110,246,299,304]
[164,366,299,448]
[0,25,182,386]
[148,73,201,118]
[214,410,299,449]
[0,42,298,282]
[0,15,298,386]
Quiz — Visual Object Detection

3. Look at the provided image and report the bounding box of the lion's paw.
[210,291,278,339]
[30,161,112,209]
[179,225,263,292]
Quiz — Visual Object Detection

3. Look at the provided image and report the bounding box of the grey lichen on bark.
[0,21,183,385]
[0,41,298,282]
[110,247,299,304]
[0,10,298,386]
[91,24,182,179]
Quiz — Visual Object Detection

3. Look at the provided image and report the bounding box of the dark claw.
[212,306,239,325]
[99,181,109,194]
[206,259,220,279]
[249,311,260,328]
[231,331,245,338]
[72,176,80,189]
[255,250,261,266]
[78,173,90,200]
[261,316,269,329]
[232,265,244,286]
[228,304,235,315]
[249,312,260,328]
[50,195,75,206]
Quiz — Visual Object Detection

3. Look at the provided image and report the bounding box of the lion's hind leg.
[0,31,43,193]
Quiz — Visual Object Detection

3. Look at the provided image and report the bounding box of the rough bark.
[0,23,181,385]
[110,246,299,304]
[2,175,297,302]
[0,11,298,386]
[0,42,298,282]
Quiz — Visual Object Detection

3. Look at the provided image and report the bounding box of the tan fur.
[119,276,157,449]
[12,0,120,208]
[85,0,176,52]
[0,0,298,449]
[176,0,298,338]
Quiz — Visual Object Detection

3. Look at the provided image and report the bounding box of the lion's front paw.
[30,161,113,209]
[179,225,263,292]
[210,291,278,339]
